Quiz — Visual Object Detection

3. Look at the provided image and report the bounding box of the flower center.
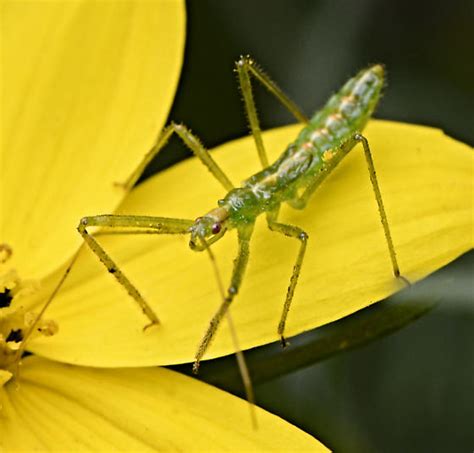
[0,244,58,384]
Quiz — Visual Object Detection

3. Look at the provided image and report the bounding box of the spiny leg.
[266,210,308,347]
[294,133,408,284]
[193,226,254,373]
[350,133,409,285]
[203,239,257,428]
[78,214,194,328]
[118,122,234,192]
[235,55,309,169]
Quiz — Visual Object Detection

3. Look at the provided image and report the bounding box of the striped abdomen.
[243,65,384,204]
[300,63,384,147]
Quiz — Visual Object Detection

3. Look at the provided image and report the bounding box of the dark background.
[154,1,473,452]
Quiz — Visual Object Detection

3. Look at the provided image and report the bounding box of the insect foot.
[113,180,129,191]
[236,54,252,68]
[142,318,160,332]
[397,274,412,288]
[393,266,411,287]
[280,336,290,348]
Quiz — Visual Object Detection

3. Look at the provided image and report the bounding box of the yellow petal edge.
[28,120,473,366]
[1,356,327,452]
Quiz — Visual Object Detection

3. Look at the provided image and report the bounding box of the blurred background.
[156,1,473,452]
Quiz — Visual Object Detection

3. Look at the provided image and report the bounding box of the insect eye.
[212,223,221,234]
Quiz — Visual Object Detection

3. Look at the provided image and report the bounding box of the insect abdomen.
[242,65,385,208]
[300,64,384,149]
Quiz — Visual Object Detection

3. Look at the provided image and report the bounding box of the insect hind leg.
[235,55,308,169]
[352,133,410,286]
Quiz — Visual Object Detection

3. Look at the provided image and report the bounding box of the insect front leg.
[118,123,234,192]
[78,214,193,329]
[266,210,309,347]
[351,133,409,285]
[235,55,309,169]
[193,226,253,374]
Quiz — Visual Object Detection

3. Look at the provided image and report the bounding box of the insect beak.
[189,236,205,251]
[189,228,226,252]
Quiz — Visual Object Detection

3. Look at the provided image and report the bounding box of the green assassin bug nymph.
[21,57,408,395]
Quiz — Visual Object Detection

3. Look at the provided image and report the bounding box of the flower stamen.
[0,245,59,381]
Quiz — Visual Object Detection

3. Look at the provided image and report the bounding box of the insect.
[26,57,406,385]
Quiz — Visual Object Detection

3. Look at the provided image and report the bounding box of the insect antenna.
[200,236,258,429]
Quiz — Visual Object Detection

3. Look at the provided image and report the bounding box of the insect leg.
[266,211,308,347]
[118,123,234,192]
[193,226,253,373]
[78,214,194,328]
[293,134,408,285]
[203,239,257,427]
[352,133,408,284]
[16,245,83,364]
[235,55,309,168]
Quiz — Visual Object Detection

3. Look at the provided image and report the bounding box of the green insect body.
[31,58,403,403]
[185,62,402,373]
[211,65,385,231]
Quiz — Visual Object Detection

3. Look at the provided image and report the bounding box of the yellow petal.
[27,120,473,366]
[0,356,327,452]
[1,0,185,278]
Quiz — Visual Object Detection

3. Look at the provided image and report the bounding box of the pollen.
[322,150,335,162]
[0,244,59,375]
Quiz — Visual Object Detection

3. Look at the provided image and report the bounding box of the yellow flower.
[1,1,327,450]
